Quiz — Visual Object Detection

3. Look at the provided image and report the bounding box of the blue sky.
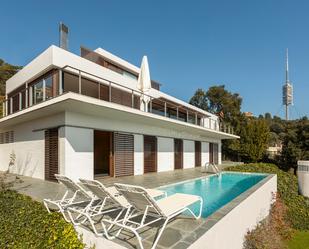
[1,0,309,118]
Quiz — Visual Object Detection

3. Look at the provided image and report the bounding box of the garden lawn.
[0,190,84,249]
[287,231,309,249]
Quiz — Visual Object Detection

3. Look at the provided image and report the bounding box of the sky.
[1,0,309,119]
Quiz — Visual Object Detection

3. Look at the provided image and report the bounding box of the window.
[0,131,14,144]
[32,80,43,104]
[12,94,20,113]
[63,72,79,93]
[45,75,53,100]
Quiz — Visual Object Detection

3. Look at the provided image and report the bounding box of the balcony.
[0,65,236,136]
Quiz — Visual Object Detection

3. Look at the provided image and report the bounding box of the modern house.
[0,45,238,181]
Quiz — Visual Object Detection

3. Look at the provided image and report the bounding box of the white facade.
[183,140,195,169]
[59,127,94,181]
[0,45,237,180]
[157,137,174,172]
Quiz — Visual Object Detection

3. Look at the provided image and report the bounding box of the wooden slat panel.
[144,136,157,173]
[114,133,134,177]
[195,141,201,167]
[209,143,219,164]
[45,129,59,181]
[213,143,219,165]
[111,87,131,107]
[209,143,214,164]
[174,139,183,169]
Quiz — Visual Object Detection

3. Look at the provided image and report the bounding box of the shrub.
[243,194,293,249]
[225,163,309,230]
[0,190,84,249]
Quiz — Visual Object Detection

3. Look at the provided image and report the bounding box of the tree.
[190,85,270,163]
[205,85,242,124]
[0,59,21,116]
[278,118,309,173]
[240,118,270,162]
[189,89,208,111]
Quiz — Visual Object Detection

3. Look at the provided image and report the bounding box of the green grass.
[287,231,309,249]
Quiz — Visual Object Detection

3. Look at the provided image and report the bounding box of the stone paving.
[9,168,273,249]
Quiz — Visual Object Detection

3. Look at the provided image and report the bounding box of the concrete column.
[183,140,195,169]
[201,142,210,166]
[157,137,174,172]
[59,126,94,181]
[134,134,144,175]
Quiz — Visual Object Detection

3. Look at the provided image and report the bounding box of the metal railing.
[202,162,221,176]
[0,65,235,135]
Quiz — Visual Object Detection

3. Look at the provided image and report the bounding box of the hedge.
[225,163,309,231]
[0,190,84,249]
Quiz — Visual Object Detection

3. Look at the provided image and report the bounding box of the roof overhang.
[0,93,239,140]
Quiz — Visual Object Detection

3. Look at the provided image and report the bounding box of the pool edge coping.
[159,173,276,248]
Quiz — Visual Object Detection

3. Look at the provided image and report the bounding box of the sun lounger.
[110,183,203,249]
[43,175,93,222]
[67,179,166,239]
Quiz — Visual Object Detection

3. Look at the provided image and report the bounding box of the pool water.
[159,172,266,218]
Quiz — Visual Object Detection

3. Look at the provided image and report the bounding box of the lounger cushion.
[155,193,200,217]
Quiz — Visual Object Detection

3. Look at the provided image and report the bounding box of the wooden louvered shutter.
[213,143,219,164]
[45,128,59,181]
[174,139,183,169]
[114,133,134,177]
[144,136,157,173]
[209,143,214,164]
[195,141,201,167]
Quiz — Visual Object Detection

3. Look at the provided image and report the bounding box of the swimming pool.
[159,172,267,218]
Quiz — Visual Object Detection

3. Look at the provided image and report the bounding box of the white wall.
[134,134,143,175]
[189,175,277,249]
[201,142,209,166]
[59,126,93,181]
[0,130,44,179]
[183,140,195,169]
[157,137,174,172]
[218,141,222,164]
[0,113,64,179]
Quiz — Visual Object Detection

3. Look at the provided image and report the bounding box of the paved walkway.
[8,168,260,249]
[8,168,217,249]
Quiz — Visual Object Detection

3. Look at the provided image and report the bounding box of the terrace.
[11,167,276,249]
[0,63,235,136]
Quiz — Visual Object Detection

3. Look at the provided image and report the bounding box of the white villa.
[0,45,238,181]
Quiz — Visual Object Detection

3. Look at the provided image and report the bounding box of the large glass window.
[12,94,19,113]
[32,80,43,104]
[45,75,53,100]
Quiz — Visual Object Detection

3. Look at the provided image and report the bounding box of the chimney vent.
[59,22,69,50]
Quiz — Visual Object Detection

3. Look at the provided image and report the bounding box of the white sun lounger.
[43,174,93,222]
[67,179,166,239]
[110,183,203,249]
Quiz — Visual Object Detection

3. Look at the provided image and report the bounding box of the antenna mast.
[282,48,293,120]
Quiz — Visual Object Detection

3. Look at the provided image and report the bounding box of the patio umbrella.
[137,56,151,92]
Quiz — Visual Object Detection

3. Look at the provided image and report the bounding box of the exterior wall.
[157,137,174,172]
[189,175,277,249]
[0,107,225,179]
[218,141,222,165]
[183,140,195,169]
[59,126,93,182]
[0,127,44,179]
[134,134,143,175]
[0,113,64,179]
[201,142,209,166]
